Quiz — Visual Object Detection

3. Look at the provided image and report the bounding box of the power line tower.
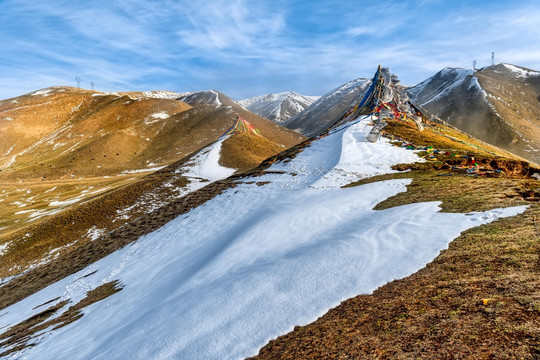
[75,76,81,88]
[491,52,495,66]
[473,60,477,70]
[90,81,94,90]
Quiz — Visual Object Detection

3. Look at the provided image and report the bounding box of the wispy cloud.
[177,0,285,51]
[0,0,539,100]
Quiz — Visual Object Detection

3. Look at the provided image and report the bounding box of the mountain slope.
[238,91,319,123]
[175,89,306,143]
[285,78,372,137]
[1,68,538,359]
[408,64,540,164]
[0,113,528,359]
[0,87,306,277]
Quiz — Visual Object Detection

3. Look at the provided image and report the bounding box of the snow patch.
[150,112,169,119]
[141,90,182,99]
[502,63,540,78]
[1,155,16,169]
[49,196,85,207]
[2,145,15,157]
[121,166,166,174]
[0,242,11,256]
[180,137,236,181]
[86,226,106,241]
[32,89,53,96]
[144,111,170,125]
[44,186,57,194]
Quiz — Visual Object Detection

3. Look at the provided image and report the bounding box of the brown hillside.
[477,65,540,163]
[0,87,305,279]
[0,87,192,180]
[175,89,305,147]
[408,65,540,165]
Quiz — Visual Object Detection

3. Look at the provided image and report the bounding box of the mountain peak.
[238,91,319,123]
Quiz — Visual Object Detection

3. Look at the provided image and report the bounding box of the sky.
[1,0,540,100]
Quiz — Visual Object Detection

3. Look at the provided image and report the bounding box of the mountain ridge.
[238,91,319,123]
[408,63,540,164]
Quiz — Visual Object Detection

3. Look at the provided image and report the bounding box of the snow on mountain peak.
[238,91,319,123]
[285,77,372,137]
[407,68,475,106]
[501,63,540,78]
[140,90,181,99]
[176,90,223,106]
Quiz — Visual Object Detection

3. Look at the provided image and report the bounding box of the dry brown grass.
[220,133,285,170]
[0,172,188,278]
[0,87,192,180]
[384,118,525,160]
[477,65,540,164]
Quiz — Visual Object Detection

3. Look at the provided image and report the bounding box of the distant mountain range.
[238,91,319,123]
[408,63,540,164]
[285,78,372,137]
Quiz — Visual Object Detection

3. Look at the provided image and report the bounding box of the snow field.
[0,116,527,359]
[180,136,236,181]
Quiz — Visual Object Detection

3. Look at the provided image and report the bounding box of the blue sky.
[1,0,540,100]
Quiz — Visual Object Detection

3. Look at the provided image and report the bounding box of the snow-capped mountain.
[238,91,319,123]
[408,64,540,164]
[285,78,372,137]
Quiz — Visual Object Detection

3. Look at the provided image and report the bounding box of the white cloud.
[177,0,285,51]
[347,26,373,36]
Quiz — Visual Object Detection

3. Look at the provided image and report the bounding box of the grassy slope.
[251,118,540,359]
[477,66,540,165]
[0,88,306,280]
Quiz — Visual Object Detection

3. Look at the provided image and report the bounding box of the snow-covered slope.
[238,91,319,123]
[408,64,540,164]
[501,63,540,78]
[285,78,371,137]
[0,116,526,360]
[407,68,475,108]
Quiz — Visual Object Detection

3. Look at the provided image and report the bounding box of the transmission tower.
[473,60,477,70]
[491,52,495,66]
[90,81,94,90]
[75,76,81,88]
